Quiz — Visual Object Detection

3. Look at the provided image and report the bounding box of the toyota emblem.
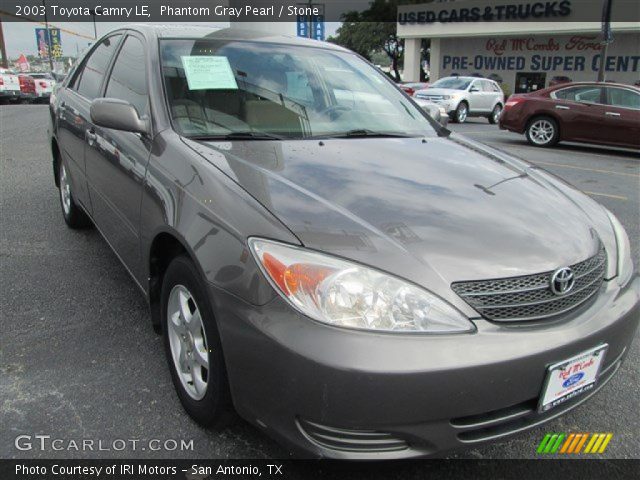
[550,267,575,295]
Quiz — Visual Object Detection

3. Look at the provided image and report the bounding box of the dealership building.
[398,1,640,92]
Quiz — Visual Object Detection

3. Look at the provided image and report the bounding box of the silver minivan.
[415,76,505,124]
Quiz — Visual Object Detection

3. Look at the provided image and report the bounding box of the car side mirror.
[90,98,149,135]
[469,86,480,93]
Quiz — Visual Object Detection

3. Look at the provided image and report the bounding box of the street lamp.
[597,0,614,82]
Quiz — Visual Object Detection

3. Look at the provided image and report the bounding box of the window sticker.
[181,56,238,90]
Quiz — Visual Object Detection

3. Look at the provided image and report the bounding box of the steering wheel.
[319,104,350,120]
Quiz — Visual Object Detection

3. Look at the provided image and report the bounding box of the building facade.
[398,0,640,91]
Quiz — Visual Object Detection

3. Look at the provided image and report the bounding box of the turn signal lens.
[604,209,634,288]
[249,238,474,333]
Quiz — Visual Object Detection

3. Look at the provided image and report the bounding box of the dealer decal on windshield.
[181,56,238,90]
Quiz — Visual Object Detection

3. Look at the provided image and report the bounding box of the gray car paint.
[49,25,639,459]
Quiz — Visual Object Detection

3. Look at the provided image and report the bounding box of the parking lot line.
[584,191,628,201]
[534,161,640,179]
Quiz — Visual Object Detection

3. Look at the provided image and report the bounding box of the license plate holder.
[538,344,608,413]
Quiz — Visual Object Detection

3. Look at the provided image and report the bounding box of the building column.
[403,38,421,82]
[429,38,440,81]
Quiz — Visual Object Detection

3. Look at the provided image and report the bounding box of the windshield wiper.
[189,131,285,141]
[317,129,413,139]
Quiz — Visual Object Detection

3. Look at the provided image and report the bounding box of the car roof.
[119,24,348,52]
[439,76,491,82]
[550,81,639,90]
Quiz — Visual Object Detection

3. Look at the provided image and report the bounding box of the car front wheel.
[525,116,560,147]
[58,160,90,228]
[161,255,234,428]
[453,102,468,123]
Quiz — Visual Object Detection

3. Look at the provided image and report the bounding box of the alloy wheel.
[457,103,468,123]
[167,285,210,400]
[493,105,502,123]
[529,119,555,145]
[59,164,72,216]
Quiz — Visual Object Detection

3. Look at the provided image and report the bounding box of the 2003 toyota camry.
[48,26,638,459]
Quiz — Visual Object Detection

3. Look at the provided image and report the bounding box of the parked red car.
[500,82,640,149]
[399,82,429,96]
[18,74,36,103]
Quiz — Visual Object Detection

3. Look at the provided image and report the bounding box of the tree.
[327,0,424,82]
[328,1,402,80]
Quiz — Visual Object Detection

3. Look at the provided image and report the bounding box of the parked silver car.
[48,26,638,460]
[415,76,505,124]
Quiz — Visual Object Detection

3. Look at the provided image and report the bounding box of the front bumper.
[212,277,639,459]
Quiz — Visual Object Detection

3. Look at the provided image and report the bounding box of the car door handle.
[605,112,621,116]
[86,129,97,144]
[555,105,570,110]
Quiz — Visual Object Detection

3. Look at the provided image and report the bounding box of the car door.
[55,34,123,212]
[550,85,606,142]
[84,33,152,282]
[601,86,640,148]
[467,80,485,112]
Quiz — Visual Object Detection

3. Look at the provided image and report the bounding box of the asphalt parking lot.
[1,105,638,465]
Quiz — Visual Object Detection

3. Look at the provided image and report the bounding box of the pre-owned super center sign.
[439,32,639,86]
[443,34,640,73]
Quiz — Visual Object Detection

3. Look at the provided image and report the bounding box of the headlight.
[442,95,452,100]
[604,209,634,287]
[249,238,473,333]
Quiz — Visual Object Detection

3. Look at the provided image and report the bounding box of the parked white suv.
[415,76,504,124]
[0,68,21,103]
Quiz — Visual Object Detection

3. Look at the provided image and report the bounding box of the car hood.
[417,88,463,96]
[184,134,611,311]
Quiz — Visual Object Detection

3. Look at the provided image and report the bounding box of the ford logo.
[562,372,585,388]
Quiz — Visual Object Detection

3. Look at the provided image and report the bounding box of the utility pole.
[0,20,8,68]
[597,0,613,82]
[42,0,54,72]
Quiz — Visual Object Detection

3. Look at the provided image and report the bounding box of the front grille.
[297,418,408,453]
[452,247,606,322]
[416,94,444,101]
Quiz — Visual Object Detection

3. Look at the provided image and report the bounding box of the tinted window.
[481,80,495,92]
[105,36,148,116]
[605,87,640,109]
[75,35,121,100]
[553,86,602,103]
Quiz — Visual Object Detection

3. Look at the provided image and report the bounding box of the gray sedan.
[49,25,638,459]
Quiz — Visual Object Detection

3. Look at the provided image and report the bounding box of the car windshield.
[430,78,472,90]
[160,39,439,139]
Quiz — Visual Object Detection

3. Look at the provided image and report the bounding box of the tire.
[488,104,502,124]
[58,158,91,228]
[453,102,468,123]
[525,116,560,147]
[161,255,234,428]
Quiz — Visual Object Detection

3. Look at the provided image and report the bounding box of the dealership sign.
[443,34,639,73]
[398,0,572,24]
[35,27,62,58]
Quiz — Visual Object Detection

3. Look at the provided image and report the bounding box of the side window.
[75,35,122,100]
[481,80,494,92]
[553,86,602,104]
[105,36,148,116]
[605,87,640,110]
[470,81,481,91]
